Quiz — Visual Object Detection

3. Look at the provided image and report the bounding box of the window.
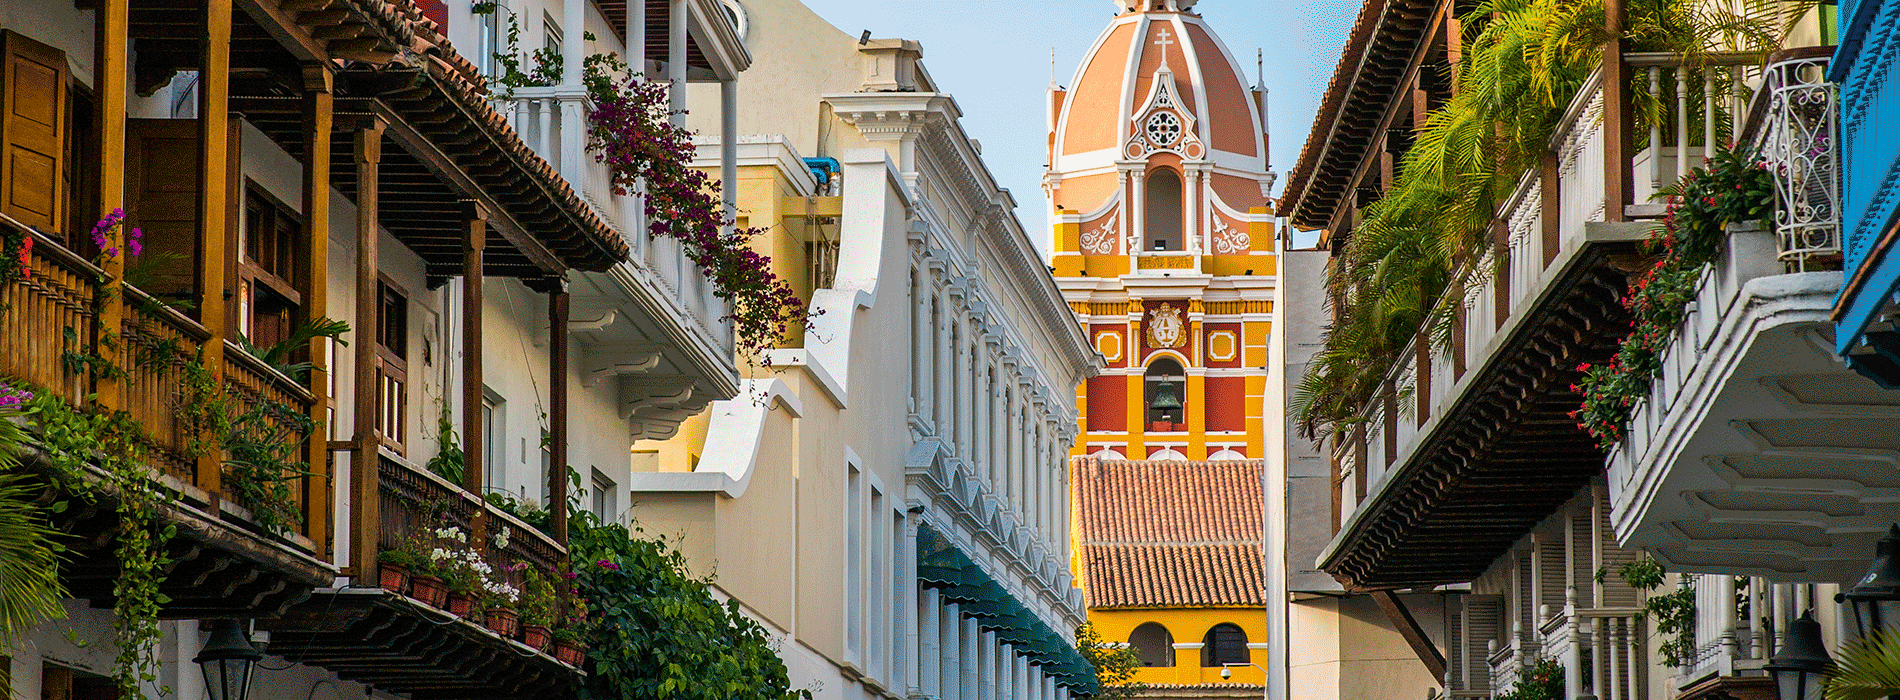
[1129,623,1174,667]
[845,463,864,662]
[540,429,553,505]
[1144,169,1183,251]
[376,280,409,453]
[543,15,563,75]
[240,187,304,351]
[1201,623,1248,667]
[483,389,505,495]
[1145,358,1186,426]
[476,3,505,78]
[590,468,617,522]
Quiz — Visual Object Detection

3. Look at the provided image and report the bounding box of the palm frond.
[1827,626,1900,700]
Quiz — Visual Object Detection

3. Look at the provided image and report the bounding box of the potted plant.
[482,564,523,637]
[428,525,492,619]
[376,547,416,593]
[551,594,589,665]
[517,567,556,650]
[551,625,586,666]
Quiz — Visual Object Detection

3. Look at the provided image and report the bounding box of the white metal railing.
[1753,51,1841,271]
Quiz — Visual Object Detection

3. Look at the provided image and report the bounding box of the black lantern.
[194,620,263,700]
[1766,611,1833,700]
[1839,524,1900,639]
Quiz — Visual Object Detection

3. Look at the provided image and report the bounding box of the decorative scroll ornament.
[1080,218,1120,255]
[1211,219,1252,254]
[1146,303,1187,349]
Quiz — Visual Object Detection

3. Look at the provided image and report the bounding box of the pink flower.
[596,559,620,571]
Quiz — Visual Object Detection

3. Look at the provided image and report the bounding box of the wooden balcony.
[260,453,578,699]
[3,225,332,618]
[1318,52,1761,590]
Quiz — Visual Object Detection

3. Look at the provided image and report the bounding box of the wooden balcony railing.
[376,453,567,592]
[2,225,321,548]
[1336,51,1763,500]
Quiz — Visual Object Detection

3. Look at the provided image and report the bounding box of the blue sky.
[799,0,1361,225]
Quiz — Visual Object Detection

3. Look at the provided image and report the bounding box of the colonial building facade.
[1046,0,1277,464]
[1,0,748,698]
[623,3,1101,700]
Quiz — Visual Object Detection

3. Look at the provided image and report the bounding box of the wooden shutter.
[2,30,67,233]
[126,119,202,301]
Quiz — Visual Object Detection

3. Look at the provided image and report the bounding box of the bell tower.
[1046,0,1276,461]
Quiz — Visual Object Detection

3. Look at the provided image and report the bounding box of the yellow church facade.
[1046,0,1279,464]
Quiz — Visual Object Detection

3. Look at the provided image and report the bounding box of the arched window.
[1144,358,1185,426]
[1128,622,1175,667]
[1144,169,1183,251]
[1202,623,1248,667]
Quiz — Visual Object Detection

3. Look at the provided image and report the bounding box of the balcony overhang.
[262,588,580,700]
[21,457,334,619]
[1607,259,1891,581]
[592,0,752,81]
[1317,222,1648,591]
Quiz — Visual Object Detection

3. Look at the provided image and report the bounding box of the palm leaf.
[0,408,68,644]
[1827,626,1900,700]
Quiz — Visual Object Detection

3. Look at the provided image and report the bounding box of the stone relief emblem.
[1146,303,1187,349]
[1211,220,1252,255]
[1079,218,1119,255]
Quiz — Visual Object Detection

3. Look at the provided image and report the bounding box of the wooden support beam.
[460,209,486,497]
[548,287,569,546]
[302,63,335,558]
[350,122,384,582]
[93,0,129,411]
[1602,0,1631,223]
[352,100,566,276]
[235,0,332,63]
[196,0,234,497]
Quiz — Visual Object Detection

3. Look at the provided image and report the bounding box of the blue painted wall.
[1833,0,1900,385]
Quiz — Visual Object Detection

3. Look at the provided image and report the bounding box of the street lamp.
[194,620,263,700]
[1838,525,1900,639]
[1220,662,1267,700]
[1765,611,1832,700]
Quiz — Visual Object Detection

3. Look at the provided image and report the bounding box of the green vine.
[23,391,174,700]
[1601,558,1698,666]
[1075,622,1144,700]
[569,513,812,700]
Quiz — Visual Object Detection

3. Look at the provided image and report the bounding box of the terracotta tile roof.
[1072,457,1264,609]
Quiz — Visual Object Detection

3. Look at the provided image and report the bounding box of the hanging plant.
[1572,144,1774,447]
[23,390,174,700]
[584,71,808,359]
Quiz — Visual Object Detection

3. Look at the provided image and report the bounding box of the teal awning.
[918,525,1101,694]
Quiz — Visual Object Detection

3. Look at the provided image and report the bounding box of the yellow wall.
[1088,607,1269,687]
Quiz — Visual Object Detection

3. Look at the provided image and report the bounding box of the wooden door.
[2,30,67,234]
[127,118,202,304]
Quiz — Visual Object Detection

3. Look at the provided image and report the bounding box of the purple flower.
[596,559,620,571]
[127,227,143,258]
[0,384,33,409]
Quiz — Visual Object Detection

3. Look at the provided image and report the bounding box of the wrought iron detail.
[1758,53,1841,271]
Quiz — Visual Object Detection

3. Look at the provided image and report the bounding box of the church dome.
[1051,4,1264,176]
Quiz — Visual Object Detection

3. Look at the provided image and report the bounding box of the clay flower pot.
[378,563,410,594]
[447,593,477,619]
[484,607,519,637]
[409,575,449,608]
[553,639,586,666]
[521,624,552,651]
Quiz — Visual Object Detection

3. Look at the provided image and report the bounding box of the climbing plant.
[1601,558,1698,666]
[1496,657,1564,700]
[25,390,174,700]
[568,513,811,700]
